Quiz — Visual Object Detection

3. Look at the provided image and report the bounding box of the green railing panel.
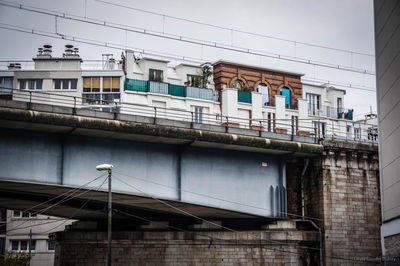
[238,91,252,103]
[169,84,185,97]
[124,78,148,92]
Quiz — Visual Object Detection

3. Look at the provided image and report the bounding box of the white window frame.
[54,79,78,90]
[307,93,321,116]
[82,76,121,105]
[19,79,42,90]
[149,69,163,82]
[10,240,36,251]
[13,210,37,218]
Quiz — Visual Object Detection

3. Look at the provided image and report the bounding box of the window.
[194,106,203,123]
[307,93,321,115]
[83,77,120,105]
[291,115,298,135]
[354,128,361,140]
[346,125,352,139]
[233,80,243,89]
[48,240,55,251]
[54,79,77,90]
[280,87,291,108]
[313,122,326,138]
[267,112,272,132]
[19,79,42,90]
[10,240,35,251]
[12,211,37,218]
[11,241,18,251]
[149,69,163,82]
[187,75,202,87]
[0,77,13,92]
[258,84,269,106]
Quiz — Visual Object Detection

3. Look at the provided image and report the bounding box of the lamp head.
[96,164,114,171]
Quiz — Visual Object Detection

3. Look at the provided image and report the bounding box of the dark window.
[149,69,163,82]
[22,212,29,218]
[11,241,18,251]
[13,211,20,218]
[29,240,36,251]
[54,80,62,90]
[30,213,37,218]
[71,79,77,90]
[20,241,27,251]
[48,240,55,250]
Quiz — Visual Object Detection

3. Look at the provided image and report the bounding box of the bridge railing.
[1,89,378,144]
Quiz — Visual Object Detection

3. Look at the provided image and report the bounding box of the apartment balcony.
[124,78,214,101]
[308,104,353,120]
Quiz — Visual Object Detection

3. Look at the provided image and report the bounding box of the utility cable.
[5,173,107,232]
[111,176,380,263]
[0,23,376,93]
[95,0,375,58]
[0,0,376,76]
[113,171,321,221]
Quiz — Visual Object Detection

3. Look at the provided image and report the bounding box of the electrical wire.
[0,23,376,93]
[111,176,380,263]
[95,0,375,58]
[113,171,321,221]
[38,175,109,234]
[5,173,107,232]
[0,0,376,76]
[0,172,106,228]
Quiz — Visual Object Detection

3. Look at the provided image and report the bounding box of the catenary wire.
[0,173,106,227]
[5,173,107,232]
[111,175,380,263]
[0,0,376,76]
[113,171,322,221]
[5,175,108,233]
[0,24,376,93]
[95,0,375,58]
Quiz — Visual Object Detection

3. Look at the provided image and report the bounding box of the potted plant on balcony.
[200,64,212,88]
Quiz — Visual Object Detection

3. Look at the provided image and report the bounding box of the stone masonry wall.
[54,229,318,266]
[307,150,381,266]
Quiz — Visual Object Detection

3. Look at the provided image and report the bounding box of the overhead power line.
[0,23,376,93]
[112,174,379,264]
[0,0,376,76]
[95,0,375,58]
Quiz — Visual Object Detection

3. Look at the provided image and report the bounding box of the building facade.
[0,209,73,266]
[374,0,400,260]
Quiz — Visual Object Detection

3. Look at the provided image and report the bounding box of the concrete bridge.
[0,98,382,265]
[0,98,322,223]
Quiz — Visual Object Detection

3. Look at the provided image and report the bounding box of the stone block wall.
[54,228,319,266]
[292,146,381,265]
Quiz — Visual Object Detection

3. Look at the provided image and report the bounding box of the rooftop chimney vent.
[8,63,21,70]
[42,44,52,57]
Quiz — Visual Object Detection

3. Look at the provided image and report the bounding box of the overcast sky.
[0,0,376,117]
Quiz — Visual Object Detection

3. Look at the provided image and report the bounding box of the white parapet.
[221,88,238,118]
[251,91,263,120]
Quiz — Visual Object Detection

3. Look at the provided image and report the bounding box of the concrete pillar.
[221,88,238,118]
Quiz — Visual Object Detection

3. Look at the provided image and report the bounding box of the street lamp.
[96,164,113,266]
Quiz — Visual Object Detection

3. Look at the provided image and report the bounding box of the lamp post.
[96,164,114,266]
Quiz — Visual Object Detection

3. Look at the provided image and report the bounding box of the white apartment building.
[0,45,377,143]
[1,209,73,266]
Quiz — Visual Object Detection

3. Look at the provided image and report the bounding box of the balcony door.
[307,93,320,116]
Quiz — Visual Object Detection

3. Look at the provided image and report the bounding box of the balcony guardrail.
[124,78,214,101]
[238,91,251,103]
[308,104,353,120]
[2,89,378,145]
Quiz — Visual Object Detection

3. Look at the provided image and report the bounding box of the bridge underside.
[0,180,278,230]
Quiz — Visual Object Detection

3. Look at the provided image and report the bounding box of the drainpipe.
[305,219,324,266]
[300,158,309,220]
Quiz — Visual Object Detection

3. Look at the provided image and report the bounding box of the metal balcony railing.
[124,78,214,101]
[2,89,377,145]
[308,104,353,120]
